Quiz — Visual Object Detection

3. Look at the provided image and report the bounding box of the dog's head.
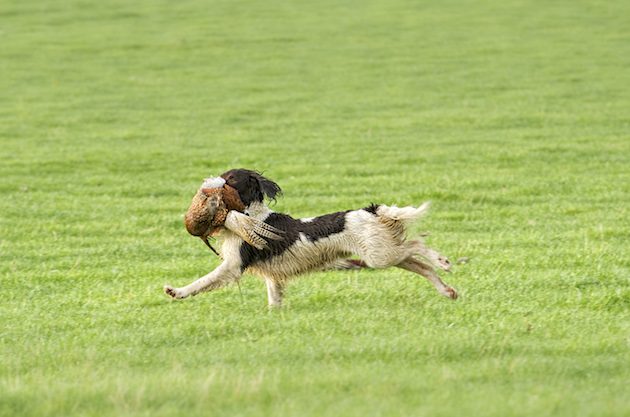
[184,169,280,253]
[220,169,282,207]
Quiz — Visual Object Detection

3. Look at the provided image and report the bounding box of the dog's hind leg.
[323,259,369,270]
[406,240,452,272]
[397,258,458,299]
[265,278,284,308]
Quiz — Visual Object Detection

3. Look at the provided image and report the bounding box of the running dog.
[164,169,457,306]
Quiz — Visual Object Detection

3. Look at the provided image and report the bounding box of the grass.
[1,0,629,415]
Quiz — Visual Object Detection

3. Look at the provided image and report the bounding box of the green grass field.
[1,0,629,416]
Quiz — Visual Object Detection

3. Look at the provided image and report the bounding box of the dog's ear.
[252,172,282,201]
[220,169,282,206]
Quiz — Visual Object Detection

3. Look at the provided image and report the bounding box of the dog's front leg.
[265,278,284,308]
[164,261,241,299]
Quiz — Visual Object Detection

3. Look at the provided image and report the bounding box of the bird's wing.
[223,211,283,250]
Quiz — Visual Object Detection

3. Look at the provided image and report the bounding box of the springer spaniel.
[164,169,458,306]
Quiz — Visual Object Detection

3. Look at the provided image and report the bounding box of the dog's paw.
[441,286,458,300]
[437,256,452,272]
[164,285,183,299]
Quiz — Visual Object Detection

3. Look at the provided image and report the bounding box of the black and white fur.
[164,169,457,306]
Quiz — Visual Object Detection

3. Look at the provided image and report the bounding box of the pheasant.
[184,177,282,254]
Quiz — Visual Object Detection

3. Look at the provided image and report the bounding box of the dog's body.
[164,169,457,306]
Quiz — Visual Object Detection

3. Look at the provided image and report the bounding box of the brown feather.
[184,184,247,239]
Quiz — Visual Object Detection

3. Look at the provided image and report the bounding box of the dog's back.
[235,203,431,280]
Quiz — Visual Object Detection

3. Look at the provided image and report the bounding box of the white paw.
[440,286,458,300]
[164,285,184,299]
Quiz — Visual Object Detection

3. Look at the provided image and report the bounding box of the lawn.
[1,0,629,416]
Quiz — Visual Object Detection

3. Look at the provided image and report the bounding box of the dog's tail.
[375,202,431,224]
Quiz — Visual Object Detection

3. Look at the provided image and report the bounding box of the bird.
[184,176,282,255]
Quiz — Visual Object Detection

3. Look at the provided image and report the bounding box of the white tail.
[376,202,431,223]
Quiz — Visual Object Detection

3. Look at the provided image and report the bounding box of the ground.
[1,0,629,416]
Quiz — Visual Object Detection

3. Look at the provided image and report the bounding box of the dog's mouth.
[187,176,246,257]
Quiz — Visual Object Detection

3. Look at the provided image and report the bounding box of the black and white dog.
[164,169,458,306]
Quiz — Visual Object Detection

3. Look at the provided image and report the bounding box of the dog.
[164,169,458,306]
